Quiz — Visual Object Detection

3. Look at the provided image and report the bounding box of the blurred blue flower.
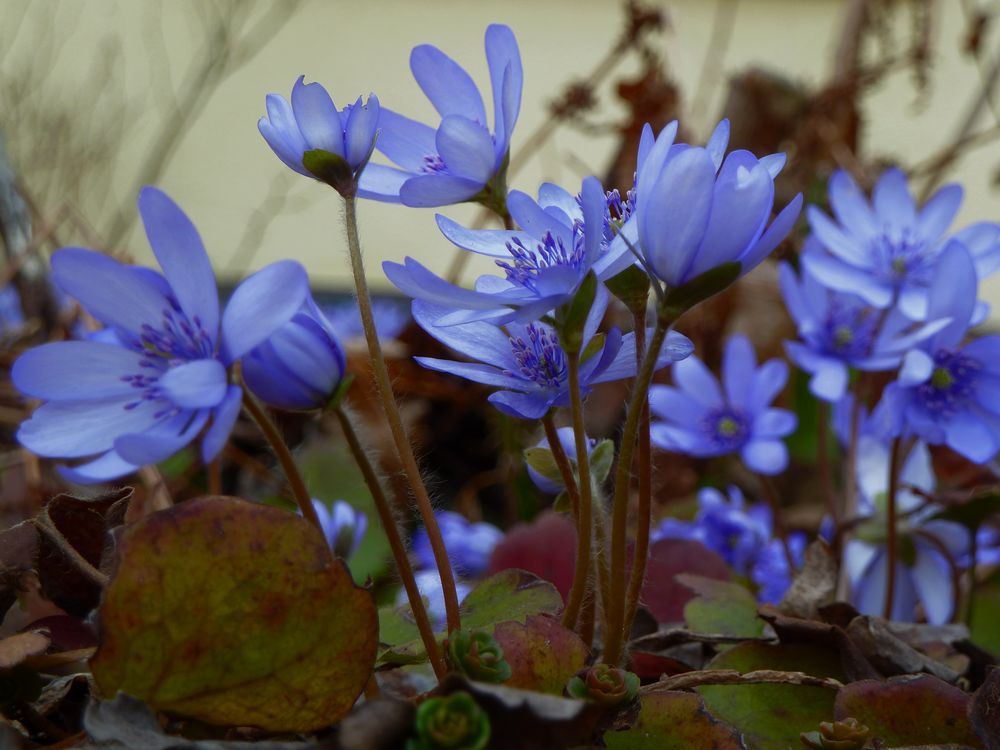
[0,284,25,338]
[242,294,347,411]
[617,119,801,288]
[412,510,503,578]
[400,570,472,630]
[650,335,796,474]
[876,244,1000,463]
[802,168,1000,320]
[384,176,616,326]
[410,285,693,419]
[12,188,313,483]
[363,24,522,208]
[311,498,367,559]
[259,77,380,196]
[780,246,948,402]
[323,297,411,342]
[844,438,968,624]
[527,426,597,495]
[653,485,805,603]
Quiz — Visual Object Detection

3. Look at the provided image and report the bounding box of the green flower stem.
[541,413,580,521]
[561,351,593,631]
[241,392,325,542]
[334,405,447,680]
[343,195,461,634]
[622,311,652,640]
[604,315,669,665]
[883,436,903,620]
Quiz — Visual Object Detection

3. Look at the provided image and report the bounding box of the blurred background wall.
[1,0,997,301]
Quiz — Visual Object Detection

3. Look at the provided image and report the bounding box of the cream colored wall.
[7,1,1000,301]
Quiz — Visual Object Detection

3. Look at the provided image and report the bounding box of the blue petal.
[635,121,678,197]
[749,359,788,413]
[12,341,149,400]
[159,359,228,409]
[357,164,408,202]
[201,385,243,463]
[258,117,310,177]
[114,409,209,466]
[827,170,878,240]
[58,450,139,484]
[580,176,606,265]
[489,389,550,419]
[800,250,893,307]
[754,408,796,437]
[898,349,933,386]
[414,356,514,388]
[485,24,522,153]
[374,108,437,172]
[759,153,786,178]
[910,542,956,624]
[435,214,519,257]
[290,76,345,157]
[917,183,962,242]
[410,43,487,125]
[385,258,517,312]
[873,167,917,227]
[345,94,380,168]
[672,354,724,408]
[649,384,710,425]
[412,300,514,365]
[944,411,997,463]
[738,193,803,274]
[723,335,756,406]
[705,119,730,172]
[741,439,788,474]
[18,396,163,458]
[508,190,562,238]
[399,174,483,208]
[436,115,496,183]
[926,242,977,351]
[137,188,220,344]
[51,248,174,337]
[807,206,869,266]
[221,260,309,362]
[640,147,717,285]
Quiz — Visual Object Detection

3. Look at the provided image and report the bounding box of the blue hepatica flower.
[845,438,968,623]
[323,296,411,342]
[401,571,473,631]
[311,498,367,559]
[779,243,949,402]
[384,176,614,326]
[803,168,1000,320]
[617,119,802,288]
[259,77,381,197]
[650,335,797,474]
[527,426,597,495]
[242,292,347,411]
[0,284,25,339]
[12,188,313,483]
[877,243,1000,463]
[653,486,805,603]
[411,285,693,419]
[412,510,503,578]
[363,24,522,208]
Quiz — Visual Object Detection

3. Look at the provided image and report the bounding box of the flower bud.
[410,691,490,750]
[312,499,366,559]
[566,664,639,706]
[800,718,870,750]
[241,295,347,411]
[445,630,511,683]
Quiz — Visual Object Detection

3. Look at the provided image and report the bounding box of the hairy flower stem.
[622,313,652,639]
[883,436,903,620]
[562,351,594,631]
[334,405,447,680]
[836,377,866,601]
[343,195,461,633]
[242,392,325,540]
[542,413,581,521]
[605,316,669,665]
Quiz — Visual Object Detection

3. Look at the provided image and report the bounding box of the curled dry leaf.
[0,630,49,669]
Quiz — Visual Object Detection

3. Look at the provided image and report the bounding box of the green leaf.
[931,493,1000,531]
[379,570,563,666]
[589,439,615,484]
[604,692,745,749]
[302,148,355,196]
[552,491,572,513]
[971,570,1000,656]
[91,497,377,732]
[579,332,606,365]
[678,575,764,638]
[661,261,741,318]
[523,447,563,484]
[697,642,845,750]
[605,264,651,316]
[834,675,983,748]
[493,615,588,694]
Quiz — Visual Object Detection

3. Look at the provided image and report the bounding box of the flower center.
[421,153,447,174]
[816,301,877,360]
[504,324,567,388]
[915,349,979,416]
[496,229,585,292]
[871,229,931,284]
[703,408,750,450]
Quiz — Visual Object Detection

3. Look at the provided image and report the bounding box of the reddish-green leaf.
[493,615,589,694]
[91,496,377,731]
[604,691,745,749]
[835,675,983,749]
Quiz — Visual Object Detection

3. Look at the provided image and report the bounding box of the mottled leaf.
[605,691,746,749]
[698,642,845,750]
[678,575,764,638]
[970,667,1000,750]
[489,512,576,601]
[493,615,588,694]
[835,675,983,749]
[90,496,377,731]
[641,539,731,623]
